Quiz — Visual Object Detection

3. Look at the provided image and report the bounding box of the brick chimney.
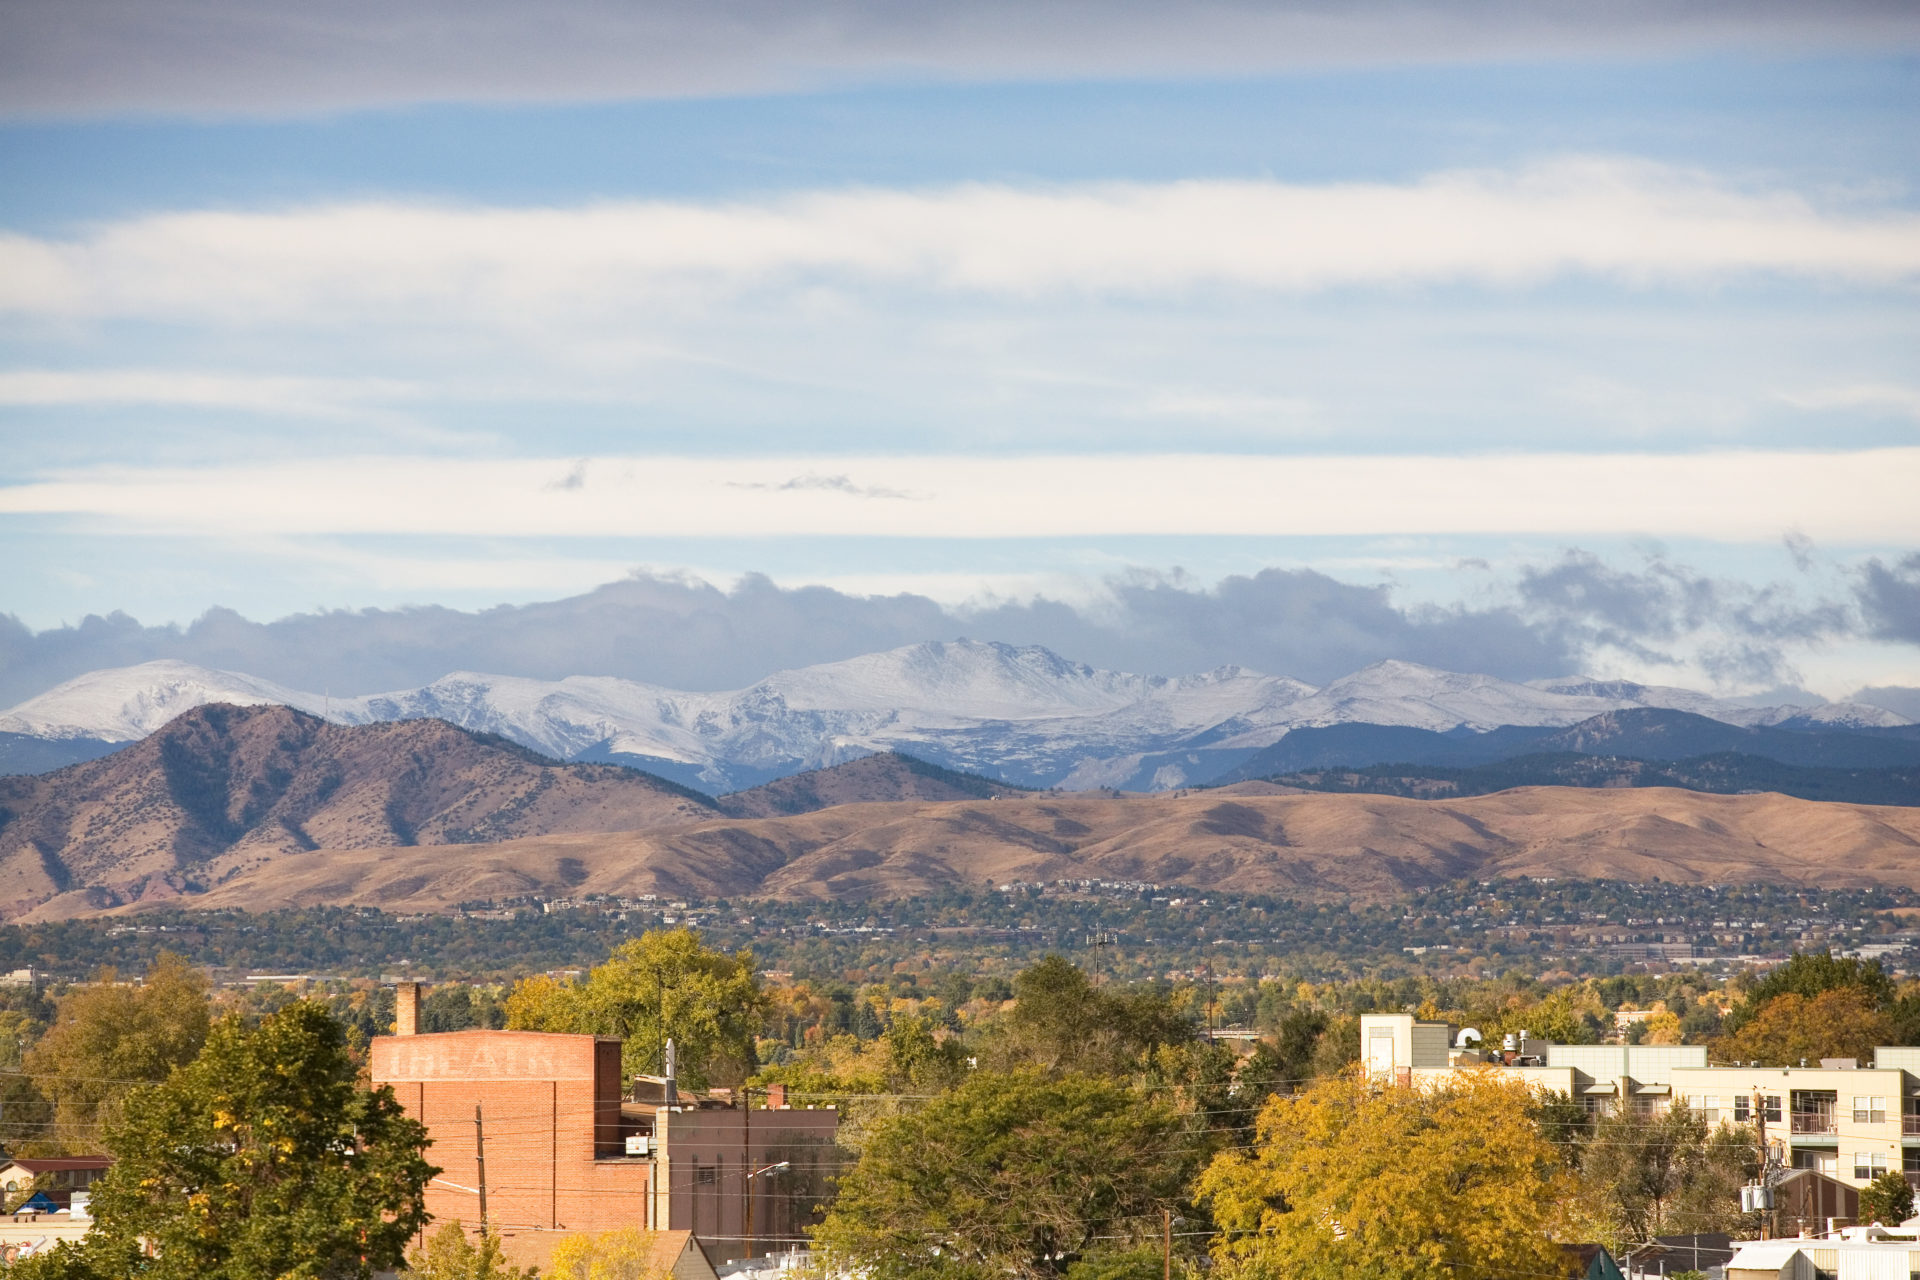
[395,982,422,1036]
[764,1082,787,1110]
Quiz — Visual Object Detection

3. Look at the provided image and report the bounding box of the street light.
[745,1161,790,1259]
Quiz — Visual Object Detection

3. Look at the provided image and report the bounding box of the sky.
[1,1,1918,703]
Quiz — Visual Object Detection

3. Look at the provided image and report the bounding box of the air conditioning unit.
[626,1134,653,1157]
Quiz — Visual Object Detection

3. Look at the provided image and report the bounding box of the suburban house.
[369,983,840,1267]
[0,1157,112,1211]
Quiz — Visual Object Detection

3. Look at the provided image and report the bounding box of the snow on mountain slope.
[1,645,1908,791]
[0,660,327,742]
[761,640,1153,719]
[1530,677,1909,730]
[1266,661,1622,738]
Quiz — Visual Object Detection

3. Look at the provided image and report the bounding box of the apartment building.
[1360,1014,1920,1192]
[1668,1052,1920,1188]
[369,983,839,1262]
[1361,1013,1708,1111]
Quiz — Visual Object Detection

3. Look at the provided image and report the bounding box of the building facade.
[369,985,839,1261]
[1359,1014,1920,1191]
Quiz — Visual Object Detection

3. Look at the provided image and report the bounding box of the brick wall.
[371,1030,650,1235]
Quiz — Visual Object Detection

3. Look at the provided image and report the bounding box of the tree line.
[1,935,1916,1277]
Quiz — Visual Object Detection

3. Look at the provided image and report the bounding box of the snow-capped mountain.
[0,644,1907,791]
[0,660,331,742]
[1528,677,1907,730]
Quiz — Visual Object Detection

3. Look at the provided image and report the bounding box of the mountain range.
[7,702,1920,922]
[0,704,716,920]
[1,643,1908,792]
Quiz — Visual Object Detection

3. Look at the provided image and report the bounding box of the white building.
[1360,1014,1920,1190]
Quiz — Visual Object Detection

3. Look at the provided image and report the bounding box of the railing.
[1790,1112,1837,1135]
[1904,1114,1920,1136]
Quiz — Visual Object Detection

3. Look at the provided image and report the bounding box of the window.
[1735,1096,1750,1123]
[1686,1095,1720,1123]
[1854,1151,1888,1181]
[1854,1096,1888,1124]
[1764,1095,1783,1124]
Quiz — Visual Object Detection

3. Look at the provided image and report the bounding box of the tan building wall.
[1669,1065,1914,1189]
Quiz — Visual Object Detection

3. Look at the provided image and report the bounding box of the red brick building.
[370,984,838,1261]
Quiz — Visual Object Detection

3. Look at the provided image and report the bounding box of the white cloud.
[5,448,1917,543]
[3,161,1917,324]
[0,368,417,416]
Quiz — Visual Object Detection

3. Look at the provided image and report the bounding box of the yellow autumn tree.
[548,1225,669,1280]
[1198,1068,1577,1280]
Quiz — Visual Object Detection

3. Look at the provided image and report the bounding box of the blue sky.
[1,2,1917,699]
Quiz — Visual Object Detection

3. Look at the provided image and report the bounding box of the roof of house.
[0,1158,112,1174]
[1630,1232,1735,1272]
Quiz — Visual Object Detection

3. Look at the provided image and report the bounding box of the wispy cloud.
[4,449,1917,542]
[4,162,1917,325]
[0,368,417,417]
[1775,383,1920,422]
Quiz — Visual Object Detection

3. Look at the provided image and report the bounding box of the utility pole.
[1753,1086,1769,1241]
[656,966,668,1076]
[1163,1207,1172,1280]
[743,1085,753,1262]
[474,1104,490,1239]
[1203,961,1216,1044]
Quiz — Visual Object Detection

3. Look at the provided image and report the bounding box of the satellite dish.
[1456,1027,1482,1049]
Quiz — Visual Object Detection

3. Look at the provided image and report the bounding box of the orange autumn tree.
[1199,1068,1576,1280]
[1718,987,1895,1066]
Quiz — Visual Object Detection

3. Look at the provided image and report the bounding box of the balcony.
[1791,1112,1837,1135]
[1905,1114,1920,1136]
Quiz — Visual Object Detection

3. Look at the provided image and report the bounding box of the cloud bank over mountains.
[1,550,1908,710]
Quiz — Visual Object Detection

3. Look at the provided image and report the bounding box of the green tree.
[13,1000,435,1280]
[1307,1016,1359,1078]
[883,1015,969,1090]
[402,1222,536,1280]
[1859,1170,1915,1225]
[22,953,210,1150]
[1259,1009,1329,1087]
[0,1006,53,1154]
[989,956,1192,1077]
[504,928,765,1090]
[1718,988,1895,1067]
[1199,1068,1575,1280]
[815,1069,1191,1280]
[1725,950,1894,1034]
[1577,1105,1754,1246]
[1063,1245,1169,1280]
